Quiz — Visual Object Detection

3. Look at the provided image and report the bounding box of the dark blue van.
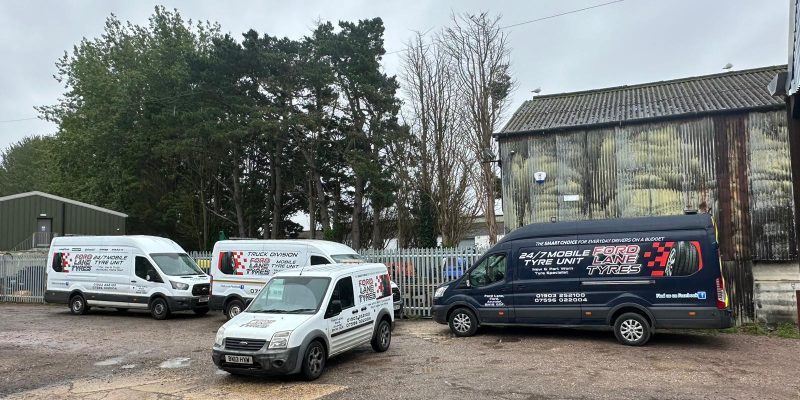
[431,214,733,345]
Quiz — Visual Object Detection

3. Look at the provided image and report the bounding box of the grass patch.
[721,322,800,339]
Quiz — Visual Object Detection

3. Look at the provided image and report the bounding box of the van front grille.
[192,283,210,296]
[224,337,266,352]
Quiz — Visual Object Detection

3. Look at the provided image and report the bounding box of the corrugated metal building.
[496,65,796,323]
[0,191,127,251]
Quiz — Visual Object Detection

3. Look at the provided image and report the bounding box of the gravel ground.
[0,303,798,399]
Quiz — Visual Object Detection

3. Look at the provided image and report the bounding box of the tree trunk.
[482,162,498,244]
[314,171,331,236]
[351,174,364,249]
[231,149,246,238]
[308,178,316,239]
[271,148,282,239]
[371,204,382,249]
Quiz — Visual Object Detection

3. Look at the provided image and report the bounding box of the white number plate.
[394,304,401,310]
[225,355,253,364]
[198,296,209,303]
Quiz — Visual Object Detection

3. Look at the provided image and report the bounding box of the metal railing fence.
[0,254,48,303]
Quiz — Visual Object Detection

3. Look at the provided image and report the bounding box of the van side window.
[469,254,507,287]
[330,277,355,310]
[135,256,162,282]
[664,241,701,277]
[219,252,234,275]
[311,256,330,265]
[51,253,64,272]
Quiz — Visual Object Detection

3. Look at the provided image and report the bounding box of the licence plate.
[198,296,209,303]
[225,355,253,364]
[394,304,401,310]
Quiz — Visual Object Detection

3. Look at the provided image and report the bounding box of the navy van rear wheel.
[614,313,651,346]
[449,308,478,337]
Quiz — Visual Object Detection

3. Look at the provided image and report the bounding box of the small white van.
[44,235,211,320]
[212,262,394,380]
[210,239,402,319]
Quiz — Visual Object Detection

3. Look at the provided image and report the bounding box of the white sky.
[0,0,790,152]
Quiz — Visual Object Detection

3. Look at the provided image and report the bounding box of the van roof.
[499,214,714,244]
[273,262,387,279]
[213,239,357,255]
[51,235,185,253]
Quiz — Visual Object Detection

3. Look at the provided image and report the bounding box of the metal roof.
[0,191,128,217]
[498,65,787,136]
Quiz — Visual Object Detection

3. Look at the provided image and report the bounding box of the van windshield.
[150,253,205,276]
[330,254,364,263]
[248,277,330,314]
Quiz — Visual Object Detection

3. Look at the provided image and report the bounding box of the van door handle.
[361,307,367,311]
[352,310,358,314]
[131,280,136,283]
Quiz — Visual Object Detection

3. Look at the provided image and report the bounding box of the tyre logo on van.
[587,245,642,275]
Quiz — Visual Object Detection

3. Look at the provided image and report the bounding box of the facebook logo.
[696,291,707,300]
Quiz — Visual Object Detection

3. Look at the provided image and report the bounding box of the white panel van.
[212,262,394,380]
[44,236,211,320]
[210,239,402,319]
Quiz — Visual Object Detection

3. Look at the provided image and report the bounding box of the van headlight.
[215,326,225,347]
[434,285,448,298]
[268,331,292,349]
[170,281,189,290]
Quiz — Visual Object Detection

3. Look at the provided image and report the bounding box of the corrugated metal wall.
[0,195,126,250]
[499,110,796,322]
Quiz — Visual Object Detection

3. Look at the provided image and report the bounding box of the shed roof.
[0,191,128,218]
[498,65,786,137]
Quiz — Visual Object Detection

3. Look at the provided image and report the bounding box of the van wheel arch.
[608,305,654,328]
[446,304,480,327]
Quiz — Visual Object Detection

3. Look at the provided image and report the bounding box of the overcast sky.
[0,0,790,153]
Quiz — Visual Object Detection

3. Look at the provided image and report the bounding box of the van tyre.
[150,298,171,320]
[69,294,88,315]
[225,299,244,320]
[449,308,478,337]
[614,312,651,346]
[193,307,210,316]
[371,319,392,352]
[301,340,326,381]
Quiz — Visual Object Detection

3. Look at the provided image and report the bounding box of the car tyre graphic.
[150,298,171,320]
[69,294,88,315]
[225,299,244,320]
[371,319,392,352]
[614,312,651,346]
[301,340,326,381]
[449,308,478,337]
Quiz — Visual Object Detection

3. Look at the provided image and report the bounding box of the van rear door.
[512,236,582,325]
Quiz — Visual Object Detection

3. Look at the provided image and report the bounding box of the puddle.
[159,357,192,369]
[94,357,125,366]
[120,364,138,369]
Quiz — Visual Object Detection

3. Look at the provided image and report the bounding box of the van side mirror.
[326,300,342,318]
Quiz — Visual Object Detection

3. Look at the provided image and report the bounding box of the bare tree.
[441,12,513,245]
[402,32,480,247]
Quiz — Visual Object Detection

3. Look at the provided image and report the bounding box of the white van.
[212,262,394,380]
[44,235,211,320]
[210,239,402,319]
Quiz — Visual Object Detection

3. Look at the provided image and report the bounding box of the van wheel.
[150,298,171,320]
[613,312,651,346]
[193,307,210,316]
[449,308,478,337]
[371,319,392,352]
[225,299,244,320]
[301,341,326,381]
[69,294,88,315]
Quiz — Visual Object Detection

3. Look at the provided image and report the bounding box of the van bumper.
[44,290,70,304]
[212,346,301,376]
[431,305,448,324]
[653,308,734,329]
[166,296,209,312]
[209,295,225,311]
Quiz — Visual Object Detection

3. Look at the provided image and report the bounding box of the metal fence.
[0,254,48,303]
[1,247,486,318]
[190,247,485,318]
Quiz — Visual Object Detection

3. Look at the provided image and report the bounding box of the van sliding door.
[512,235,582,325]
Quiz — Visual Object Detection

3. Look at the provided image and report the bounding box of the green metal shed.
[0,191,127,250]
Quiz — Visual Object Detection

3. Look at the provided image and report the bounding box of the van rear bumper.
[44,290,69,304]
[212,346,301,375]
[653,308,733,329]
[209,295,225,311]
